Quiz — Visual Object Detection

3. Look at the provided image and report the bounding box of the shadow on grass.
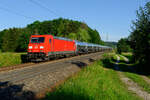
[71,61,88,68]
[44,89,92,100]
[88,58,96,62]
[0,81,35,100]
[101,56,149,76]
[71,58,96,68]
[21,54,29,63]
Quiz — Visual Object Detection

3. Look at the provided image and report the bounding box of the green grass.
[121,52,134,63]
[111,53,126,64]
[44,54,141,100]
[112,54,117,61]
[118,55,124,61]
[121,52,132,57]
[0,52,26,67]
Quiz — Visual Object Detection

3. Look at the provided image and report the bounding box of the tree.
[1,28,20,52]
[129,2,150,71]
[117,38,131,54]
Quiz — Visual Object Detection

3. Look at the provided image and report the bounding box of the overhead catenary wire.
[28,0,59,17]
[0,5,36,20]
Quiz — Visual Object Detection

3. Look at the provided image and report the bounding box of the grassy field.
[44,53,141,100]
[0,52,26,67]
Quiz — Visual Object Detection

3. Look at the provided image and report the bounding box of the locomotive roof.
[54,36,73,41]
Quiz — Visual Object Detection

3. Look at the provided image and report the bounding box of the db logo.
[35,46,38,49]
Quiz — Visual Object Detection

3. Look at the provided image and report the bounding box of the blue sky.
[0,0,148,42]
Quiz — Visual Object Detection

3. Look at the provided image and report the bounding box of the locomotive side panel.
[66,40,76,52]
[53,38,76,55]
[53,39,65,52]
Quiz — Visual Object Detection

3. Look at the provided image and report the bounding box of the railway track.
[0,52,105,99]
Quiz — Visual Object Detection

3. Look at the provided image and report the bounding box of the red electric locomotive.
[27,35,76,61]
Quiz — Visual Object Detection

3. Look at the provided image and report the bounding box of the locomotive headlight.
[40,46,44,49]
[29,46,32,49]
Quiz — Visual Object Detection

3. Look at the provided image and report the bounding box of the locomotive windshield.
[31,37,45,43]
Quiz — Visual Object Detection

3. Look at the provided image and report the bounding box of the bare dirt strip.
[115,55,150,100]
[141,75,150,85]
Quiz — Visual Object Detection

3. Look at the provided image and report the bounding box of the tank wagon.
[27,35,111,61]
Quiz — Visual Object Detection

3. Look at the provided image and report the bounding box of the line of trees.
[0,18,103,52]
[117,38,132,54]
[117,2,150,72]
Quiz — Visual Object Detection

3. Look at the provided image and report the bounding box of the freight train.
[27,35,111,61]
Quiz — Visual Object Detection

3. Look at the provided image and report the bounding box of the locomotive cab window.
[31,37,45,43]
[49,39,51,43]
